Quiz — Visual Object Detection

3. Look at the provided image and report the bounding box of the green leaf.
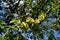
[0,19,6,25]
[10,19,21,25]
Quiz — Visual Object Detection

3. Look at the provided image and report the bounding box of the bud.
[32,0,37,7]
[14,14,18,17]
[19,1,24,6]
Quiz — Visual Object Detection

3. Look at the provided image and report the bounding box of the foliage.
[0,0,60,40]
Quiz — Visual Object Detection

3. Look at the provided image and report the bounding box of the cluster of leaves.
[0,0,60,40]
